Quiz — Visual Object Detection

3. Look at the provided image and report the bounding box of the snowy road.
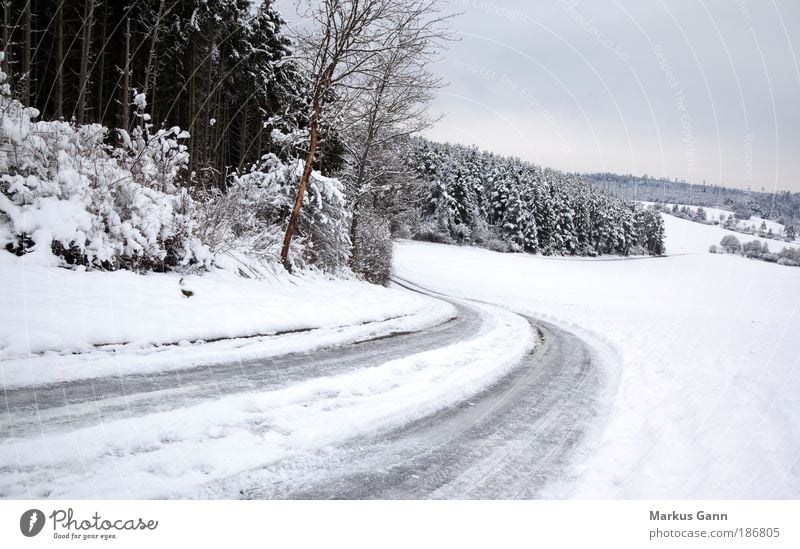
[0,281,605,498]
[0,299,481,439]
[193,281,606,499]
[233,317,602,499]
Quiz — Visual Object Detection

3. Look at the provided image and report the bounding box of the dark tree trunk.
[76,0,94,124]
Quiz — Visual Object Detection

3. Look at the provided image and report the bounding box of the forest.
[1,0,665,286]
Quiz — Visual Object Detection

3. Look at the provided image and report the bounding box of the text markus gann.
[650,510,728,521]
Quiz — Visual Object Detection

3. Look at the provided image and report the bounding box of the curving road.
[203,281,607,499]
[1,280,606,499]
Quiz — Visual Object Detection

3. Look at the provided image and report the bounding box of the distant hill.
[579,172,800,226]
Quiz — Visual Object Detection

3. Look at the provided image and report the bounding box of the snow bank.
[0,250,452,364]
[0,300,532,498]
[395,230,800,498]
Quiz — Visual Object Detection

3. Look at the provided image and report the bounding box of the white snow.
[660,211,800,255]
[642,201,796,244]
[2,208,798,499]
[0,250,453,366]
[394,215,800,498]
[0,297,532,498]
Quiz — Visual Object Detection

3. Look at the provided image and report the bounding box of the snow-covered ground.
[0,251,455,383]
[661,213,800,255]
[641,201,795,242]
[2,210,798,499]
[395,213,800,498]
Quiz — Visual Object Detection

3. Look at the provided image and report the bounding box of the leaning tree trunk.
[280,95,320,271]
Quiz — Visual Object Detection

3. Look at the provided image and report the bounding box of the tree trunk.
[120,17,131,131]
[94,2,107,122]
[238,99,248,171]
[77,0,94,124]
[143,0,164,101]
[55,0,64,118]
[21,0,31,107]
[280,97,320,271]
[2,1,11,80]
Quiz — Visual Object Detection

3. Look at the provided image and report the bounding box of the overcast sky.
[279,1,800,192]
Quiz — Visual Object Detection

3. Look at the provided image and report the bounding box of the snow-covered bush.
[0,71,210,271]
[720,235,742,255]
[116,92,190,194]
[352,210,392,285]
[198,154,351,272]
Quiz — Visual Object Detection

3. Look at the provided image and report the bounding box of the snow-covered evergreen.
[408,139,666,256]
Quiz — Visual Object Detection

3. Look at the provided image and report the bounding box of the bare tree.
[280,0,450,271]
[339,4,450,263]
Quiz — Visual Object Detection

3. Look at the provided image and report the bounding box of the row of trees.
[408,140,666,256]
[583,172,800,227]
[712,236,800,267]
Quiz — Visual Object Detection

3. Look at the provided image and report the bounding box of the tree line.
[408,139,666,257]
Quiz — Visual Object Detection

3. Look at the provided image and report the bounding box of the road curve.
[202,282,607,499]
[1,281,606,499]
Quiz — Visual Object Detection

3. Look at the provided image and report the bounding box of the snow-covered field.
[641,201,796,246]
[661,212,800,255]
[395,213,800,498]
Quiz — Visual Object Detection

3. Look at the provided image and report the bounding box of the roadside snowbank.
[0,250,453,364]
[0,299,533,498]
[395,218,800,498]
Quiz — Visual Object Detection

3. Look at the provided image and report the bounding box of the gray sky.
[277,0,800,192]
[423,0,800,192]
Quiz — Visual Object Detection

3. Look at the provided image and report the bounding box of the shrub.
[352,210,392,285]
[0,81,210,271]
[720,235,742,254]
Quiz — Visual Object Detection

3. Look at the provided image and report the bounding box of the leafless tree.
[280,0,452,271]
[339,4,450,264]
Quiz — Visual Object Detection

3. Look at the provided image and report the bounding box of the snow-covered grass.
[642,201,795,242]
[661,211,800,255]
[0,250,453,369]
[394,214,800,498]
[0,298,532,498]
